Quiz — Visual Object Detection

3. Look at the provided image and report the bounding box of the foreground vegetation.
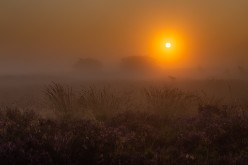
[1,83,248,164]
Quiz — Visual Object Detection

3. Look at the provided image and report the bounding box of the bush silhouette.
[120,55,157,73]
[74,58,103,73]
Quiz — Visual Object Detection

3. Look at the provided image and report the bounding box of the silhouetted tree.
[74,58,103,73]
[196,65,205,73]
[120,55,157,73]
[237,65,246,74]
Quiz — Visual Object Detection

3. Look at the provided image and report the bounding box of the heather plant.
[1,104,248,164]
[172,104,248,164]
[198,90,224,107]
[44,82,77,120]
[79,86,125,120]
[0,107,36,124]
[144,87,199,117]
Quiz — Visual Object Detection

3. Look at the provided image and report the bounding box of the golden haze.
[0,0,248,71]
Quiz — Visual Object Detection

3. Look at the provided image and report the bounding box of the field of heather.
[1,77,248,164]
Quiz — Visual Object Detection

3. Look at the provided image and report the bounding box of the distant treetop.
[120,55,157,73]
[74,58,103,72]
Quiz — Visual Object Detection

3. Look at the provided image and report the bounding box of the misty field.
[1,77,248,164]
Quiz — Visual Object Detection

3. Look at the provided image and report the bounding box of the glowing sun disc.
[165,42,171,48]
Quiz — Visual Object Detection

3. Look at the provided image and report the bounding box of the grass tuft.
[44,82,76,120]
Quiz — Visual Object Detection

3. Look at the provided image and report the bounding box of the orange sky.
[1,0,248,69]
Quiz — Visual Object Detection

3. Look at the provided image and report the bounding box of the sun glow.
[149,30,188,68]
[165,42,171,48]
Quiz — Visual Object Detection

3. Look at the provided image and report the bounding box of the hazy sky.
[1,0,248,71]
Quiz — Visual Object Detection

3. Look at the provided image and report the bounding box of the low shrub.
[44,83,78,120]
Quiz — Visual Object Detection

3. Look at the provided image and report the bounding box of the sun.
[149,29,192,68]
[165,42,171,48]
